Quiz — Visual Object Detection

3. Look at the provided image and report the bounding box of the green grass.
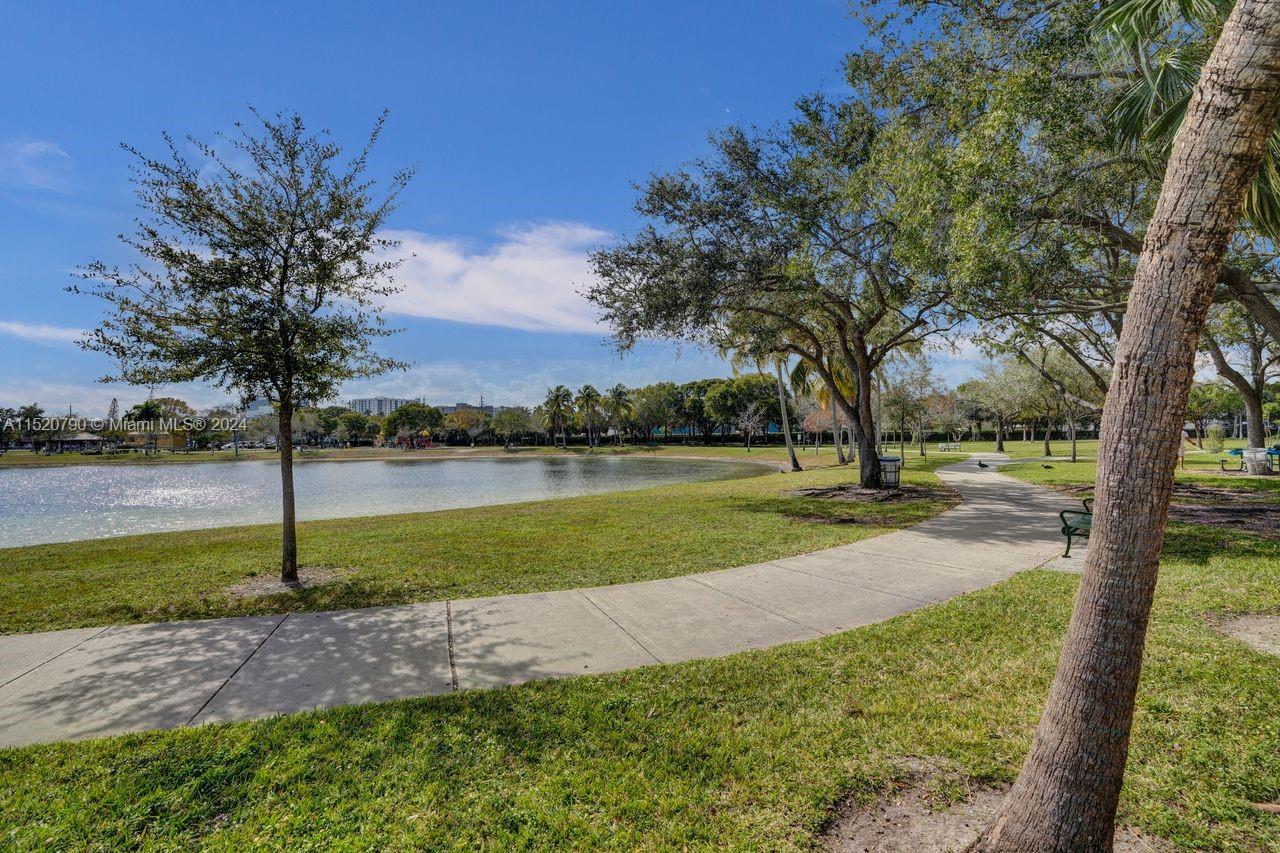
[1001,458,1280,502]
[893,436,1257,461]
[3,523,1277,850]
[0,453,954,634]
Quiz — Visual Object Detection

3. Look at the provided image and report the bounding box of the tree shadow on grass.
[1160,521,1280,565]
[727,494,957,527]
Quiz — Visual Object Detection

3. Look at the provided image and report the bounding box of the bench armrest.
[1081,498,1093,512]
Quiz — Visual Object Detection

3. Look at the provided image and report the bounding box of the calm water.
[0,456,764,547]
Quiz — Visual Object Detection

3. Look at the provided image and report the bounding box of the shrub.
[1205,424,1226,453]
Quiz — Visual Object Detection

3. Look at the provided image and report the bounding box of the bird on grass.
[1042,464,1054,469]
[977,460,990,469]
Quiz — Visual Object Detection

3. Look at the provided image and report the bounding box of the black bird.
[977,460,990,469]
[1042,464,1054,470]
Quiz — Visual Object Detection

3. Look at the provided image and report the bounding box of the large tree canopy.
[589,100,960,486]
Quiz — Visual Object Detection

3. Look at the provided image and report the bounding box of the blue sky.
[0,1,976,414]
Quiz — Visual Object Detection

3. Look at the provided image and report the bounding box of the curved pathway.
[0,455,1073,748]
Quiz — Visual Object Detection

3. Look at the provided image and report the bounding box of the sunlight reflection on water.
[0,456,763,547]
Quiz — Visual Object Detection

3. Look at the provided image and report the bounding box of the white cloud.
[0,140,73,192]
[379,222,609,334]
[0,320,83,344]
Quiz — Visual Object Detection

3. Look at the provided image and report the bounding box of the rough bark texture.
[851,359,883,487]
[278,402,299,584]
[974,3,1280,849]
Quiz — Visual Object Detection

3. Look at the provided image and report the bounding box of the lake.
[0,455,766,547]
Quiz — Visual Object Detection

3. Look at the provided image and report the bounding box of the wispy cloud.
[0,140,73,192]
[0,320,83,344]
[379,222,609,334]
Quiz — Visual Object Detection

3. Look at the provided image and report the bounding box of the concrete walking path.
[0,455,1074,749]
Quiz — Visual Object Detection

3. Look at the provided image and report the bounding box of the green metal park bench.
[1059,497,1093,557]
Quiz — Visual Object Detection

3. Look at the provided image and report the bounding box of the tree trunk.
[995,415,1006,452]
[1203,334,1266,446]
[831,407,846,465]
[1195,421,1204,448]
[974,4,1280,847]
[1069,418,1078,464]
[775,363,802,472]
[1042,418,1052,458]
[850,360,883,488]
[278,401,299,584]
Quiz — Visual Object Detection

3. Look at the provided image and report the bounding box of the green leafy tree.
[1202,303,1279,447]
[74,110,411,582]
[589,100,957,486]
[384,402,441,447]
[1186,382,1237,447]
[338,411,371,446]
[705,375,779,448]
[443,407,489,445]
[491,406,533,445]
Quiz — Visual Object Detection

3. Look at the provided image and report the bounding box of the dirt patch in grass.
[786,484,955,504]
[783,484,957,526]
[1057,482,1280,539]
[821,759,1170,852]
[1168,504,1280,538]
[224,566,355,598]
[1216,614,1280,656]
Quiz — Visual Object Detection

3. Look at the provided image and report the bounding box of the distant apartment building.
[348,397,425,417]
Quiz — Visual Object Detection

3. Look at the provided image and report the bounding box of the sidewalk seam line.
[767,563,937,605]
[687,576,826,635]
[578,590,663,664]
[446,601,459,691]
[0,625,113,690]
[821,548,1046,577]
[185,613,289,726]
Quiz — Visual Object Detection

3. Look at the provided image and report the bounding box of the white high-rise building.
[348,397,424,417]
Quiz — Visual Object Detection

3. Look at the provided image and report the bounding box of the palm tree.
[126,398,164,455]
[772,360,802,472]
[575,385,603,447]
[790,357,857,465]
[541,386,573,448]
[975,2,1280,848]
[603,384,633,445]
[1100,0,1280,237]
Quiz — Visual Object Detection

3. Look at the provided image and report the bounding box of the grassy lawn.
[1002,457,1280,501]
[0,453,954,634]
[2,520,1277,849]
[895,436,1256,461]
